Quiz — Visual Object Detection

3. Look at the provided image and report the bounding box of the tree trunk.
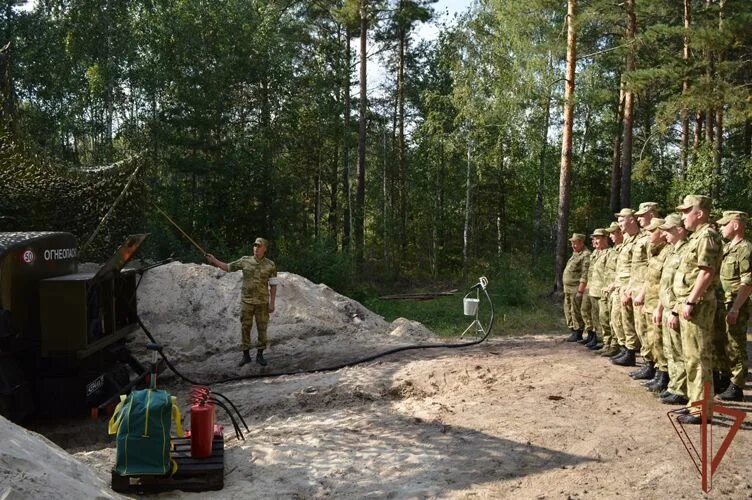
[620,0,636,209]
[555,0,577,294]
[382,126,389,265]
[342,33,352,250]
[329,143,339,238]
[744,118,751,159]
[315,154,321,240]
[680,0,691,177]
[0,42,15,131]
[712,0,725,198]
[260,75,274,237]
[533,67,552,260]
[610,82,624,212]
[497,136,507,255]
[398,3,407,256]
[355,0,368,264]
[693,111,704,156]
[463,141,472,282]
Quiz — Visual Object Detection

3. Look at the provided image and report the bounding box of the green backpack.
[108,389,183,476]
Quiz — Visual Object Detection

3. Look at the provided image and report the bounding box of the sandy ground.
[31,335,752,499]
[4,264,752,498]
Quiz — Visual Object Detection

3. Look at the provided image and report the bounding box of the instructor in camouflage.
[206,237,279,367]
[713,211,752,401]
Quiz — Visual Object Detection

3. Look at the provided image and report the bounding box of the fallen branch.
[378,290,458,301]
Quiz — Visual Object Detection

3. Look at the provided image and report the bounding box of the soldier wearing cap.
[583,229,611,350]
[611,208,641,366]
[641,218,670,393]
[712,210,752,401]
[206,237,279,367]
[629,202,660,380]
[657,214,690,404]
[601,223,624,357]
[672,195,723,424]
[563,233,590,341]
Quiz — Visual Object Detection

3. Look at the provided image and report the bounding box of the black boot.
[714,371,731,395]
[238,349,252,367]
[632,361,655,380]
[646,371,668,393]
[584,332,599,348]
[641,368,661,386]
[579,330,594,344]
[255,349,268,366]
[609,346,626,359]
[661,393,689,405]
[589,340,603,350]
[612,349,636,366]
[717,382,743,402]
[566,329,584,342]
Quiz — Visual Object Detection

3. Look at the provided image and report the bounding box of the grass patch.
[363,282,562,338]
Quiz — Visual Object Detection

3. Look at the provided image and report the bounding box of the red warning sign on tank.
[22,249,35,264]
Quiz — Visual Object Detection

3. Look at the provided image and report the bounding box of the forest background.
[1,0,750,335]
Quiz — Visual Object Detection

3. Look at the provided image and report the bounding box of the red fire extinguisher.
[190,386,215,458]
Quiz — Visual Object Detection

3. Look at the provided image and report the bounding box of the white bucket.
[463,297,479,316]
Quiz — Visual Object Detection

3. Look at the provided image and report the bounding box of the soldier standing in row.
[629,202,659,380]
[641,218,671,393]
[713,211,752,401]
[582,229,610,348]
[563,234,590,342]
[601,223,624,357]
[612,209,641,366]
[672,195,723,424]
[656,214,690,405]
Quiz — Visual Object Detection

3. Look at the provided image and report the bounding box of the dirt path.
[54,335,752,498]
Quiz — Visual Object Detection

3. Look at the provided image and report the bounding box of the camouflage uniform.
[228,255,278,350]
[630,230,651,360]
[589,245,610,344]
[644,241,669,371]
[604,243,623,350]
[673,221,722,411]
[615,232,639,350]
[659,236,688,397]
[714,235,752,388]
[584,247,605,334]
[563,241,590,332]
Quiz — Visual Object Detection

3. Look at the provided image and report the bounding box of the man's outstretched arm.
[206,254,230,272]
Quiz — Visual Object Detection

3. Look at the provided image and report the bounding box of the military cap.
[254,237,269,247]
[676,194,712,212]
[590,228,608,237]
[659,213,683,231]
[569,233,585,242]
[645,218,665,232]
[635,202,659,216]
[614,208,635,218]
[717,210,749,226]
[605,222,621,233]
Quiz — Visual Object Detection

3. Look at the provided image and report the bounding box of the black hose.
[135,281,495,387]
[208,398,244,441]
[211,391,249,432]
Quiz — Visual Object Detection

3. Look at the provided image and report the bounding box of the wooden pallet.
[111,435,224,493]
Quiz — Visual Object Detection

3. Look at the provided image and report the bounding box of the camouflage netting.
[0,132,150,261]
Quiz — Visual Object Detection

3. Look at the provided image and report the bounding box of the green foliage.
[0,0,751,327]
[276,238,356,294]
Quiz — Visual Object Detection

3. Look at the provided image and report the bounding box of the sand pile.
[0,415,122,499]
[135,263,436,379]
